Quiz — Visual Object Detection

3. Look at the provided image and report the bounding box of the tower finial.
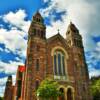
[70,21,72,25]
[57,29,60,34]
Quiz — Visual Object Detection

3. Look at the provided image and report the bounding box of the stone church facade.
[4,12,92,100]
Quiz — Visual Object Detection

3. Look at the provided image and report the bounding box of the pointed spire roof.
[69,21,76,28]
[34,11,43,18]
[68,22,79,32]
[32,11,44,24]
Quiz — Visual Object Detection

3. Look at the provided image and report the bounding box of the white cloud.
[0,60,24,74]
[0,77,7,87]
[15,56,21,61]
[0,47,3,52]
[88,42,100,60]
[4,48,10,53]
[12,74,17,85]
[89,65,100,77]
[0,77,7,97]
[0,9,31,57]
[2,9,30,33]
[0,60,23,96]
[86,41,100,77]
[96,42,100,52]
[0,86,5,97]
[40,0,100,51]
[42,0,49,3]
[0,59,24,96]
[0,28,27,57]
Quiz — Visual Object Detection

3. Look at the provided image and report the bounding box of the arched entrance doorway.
[59,88,65,100]
[67,88,73,100]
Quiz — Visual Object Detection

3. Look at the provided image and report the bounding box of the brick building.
[4,76,16,100]
[4,12,92,100]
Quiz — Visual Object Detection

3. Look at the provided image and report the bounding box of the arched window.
[67,88,73,100]
[35,80,39,90]
[38,19,41,22]
[59,88,65,100]
[53,50,66,76]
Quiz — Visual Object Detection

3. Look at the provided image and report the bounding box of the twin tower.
[4,12,92,100]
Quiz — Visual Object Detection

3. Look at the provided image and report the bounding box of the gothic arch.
[66,86,75,100]
[51,46,68,59]
[35,79,40,90]
[58,86,66,100]
[51,46,68,80]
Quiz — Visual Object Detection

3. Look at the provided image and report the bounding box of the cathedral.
[4,12,92,100]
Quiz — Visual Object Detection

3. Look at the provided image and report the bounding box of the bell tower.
[66,22,83,48]
[28,11,46,39]
[25,11,47,100]
[66,22,91,100]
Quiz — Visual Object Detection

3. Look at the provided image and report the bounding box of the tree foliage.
[90,76,100,100]
[0,97,3,100]
[37,79,62,99]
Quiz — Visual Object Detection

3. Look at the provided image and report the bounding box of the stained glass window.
[53,51,66,76]
[35,80,39,90]
[54,54,57,75]
[58,53,62,75]
[62,56,65,75]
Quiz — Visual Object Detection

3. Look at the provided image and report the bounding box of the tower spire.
[28,11,46,39]
[66,22,82,48]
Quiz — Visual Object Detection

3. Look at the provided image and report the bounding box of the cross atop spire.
[57,29,60,34]
[70,21,72,25]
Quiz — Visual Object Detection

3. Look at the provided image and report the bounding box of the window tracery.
[53,50,66,76]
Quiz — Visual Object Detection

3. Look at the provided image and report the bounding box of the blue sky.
[0,0,100,97]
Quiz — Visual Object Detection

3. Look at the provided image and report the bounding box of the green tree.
[37,79,62,100]
[0,97,3,100]
[90,76,100,100]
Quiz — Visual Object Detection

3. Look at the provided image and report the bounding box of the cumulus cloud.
[40,0,100,51]
[42,0,49,3]
[0,9,31,57]
[0,77,7,96]
[86,41,100,77]
[0,60,24,74]
[0,58,24,96]
[2,9,30,33]
[96,42,100,52]
[0,60,24,96]
[0,28,27,56]
[0,48,3,52]
[89,65,100,77]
